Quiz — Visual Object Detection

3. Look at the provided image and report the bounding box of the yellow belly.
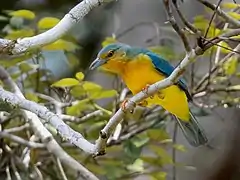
[120,55,190,121]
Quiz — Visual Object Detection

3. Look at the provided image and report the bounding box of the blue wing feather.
[145,52,192,101]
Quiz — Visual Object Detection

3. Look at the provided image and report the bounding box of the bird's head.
[89,43,131,74]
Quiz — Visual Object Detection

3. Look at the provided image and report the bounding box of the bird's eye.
[107,50,114,58]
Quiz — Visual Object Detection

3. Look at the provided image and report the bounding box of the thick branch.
[0,66,99,180]
[94,28,240,155]
[0,0,113,56]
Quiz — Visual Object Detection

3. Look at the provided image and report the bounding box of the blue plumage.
[90,43,208,147]
[145,52,192,101]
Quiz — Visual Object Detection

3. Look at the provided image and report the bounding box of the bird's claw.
[142,84,154,99]
[121,99,128,112]
[121,99,135,113]
[141,84,151,94]
[138,100,148,107]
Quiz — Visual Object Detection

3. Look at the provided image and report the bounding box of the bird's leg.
[142,84,154,99]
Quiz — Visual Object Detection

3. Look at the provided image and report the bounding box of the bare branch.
[4,124,29,133]
[172,1,201,35]
[0,66,99,180]
[163,0,191,52]
[194,43,240,92]
[60,110,103,123]
[0,131,44,148]
[0,0,115,57]
[196,0,240,27]
[94,28,240,156]
[56,158,68,180]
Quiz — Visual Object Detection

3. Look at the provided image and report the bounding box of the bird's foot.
[142,84,151,94]
[121,99,136,113]
[142,84,154,99]
[138,100,148,107]
[157,91,165,100]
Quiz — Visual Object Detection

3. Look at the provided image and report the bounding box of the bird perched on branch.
[89,43,208,147]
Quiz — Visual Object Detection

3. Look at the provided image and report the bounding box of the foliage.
[0,1,240,180]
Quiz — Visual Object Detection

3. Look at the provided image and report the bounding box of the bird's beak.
[89,58,106,70]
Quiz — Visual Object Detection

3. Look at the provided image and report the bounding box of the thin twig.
[34,165,43,180]
[0,131,45,148]
[10,157,22,180]
[60,110,104,123]
[6,166,11,180]
[56,158,68,180]
[0,66,99,180]
[197,0,240,27]
[194,43,240,92]
[172,0,201,35]
[4,124,29,133]
[204,0,223,39]
[215,23,229,64]
[163,0,191,52]
[172,122,178,180]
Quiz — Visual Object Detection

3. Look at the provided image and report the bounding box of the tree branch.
[163,0,191,52]
[0,0,114,56]
[0,131,44,148]
[196,0,240,27]
[0,66,99,180]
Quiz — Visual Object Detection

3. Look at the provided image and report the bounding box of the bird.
[89,42,208,147]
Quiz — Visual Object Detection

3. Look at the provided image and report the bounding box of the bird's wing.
[146,51,192,101]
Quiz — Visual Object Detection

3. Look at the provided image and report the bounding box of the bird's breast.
[120,55,166,94]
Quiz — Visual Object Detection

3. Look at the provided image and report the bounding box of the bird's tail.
[173,110,208,147]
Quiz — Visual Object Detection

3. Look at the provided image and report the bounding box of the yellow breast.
[119,54,190,121]
[120,54,164,94]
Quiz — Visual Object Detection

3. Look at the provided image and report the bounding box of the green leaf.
[228,12,240,20]
[51,78,79,87]
[150,171,167,180]
[218,41,232,54]
[85,164,107,175]
[221,2,240,9]
[66,53,80,68]
[82,81,102,91]
[19,62,38,73]
[147,129,170,141]
[0,16,9,21]
[193,16,210,30]
[0,54,33,68]
[232,35,240,39]
[37,17,60,29]
[105,165,128,180]
[89,89,118,99]
[149,145,173,164]
[173,144,187,152]
[25,92,39,102]
[223,56,238,75]
[132,135,149,148]
[227,85,240,91]
[66,99,91,116]
[70,85,86,97]
[123,140,142,164]
[42,39,79,52]
[140,156,163,166]
[75,72,84,81]
[127,159,144,172]
[9,9,35,20]
[5,29,35,40]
